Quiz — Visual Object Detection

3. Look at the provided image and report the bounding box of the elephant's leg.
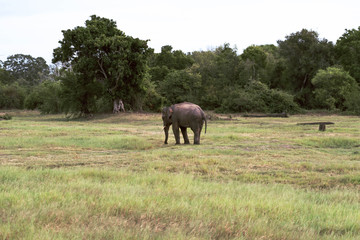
[172,124,181,144]
[181,127,190,144]
[164,125,169,144]
[192,127,201,145]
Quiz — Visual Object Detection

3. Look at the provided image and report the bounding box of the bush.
[218,81,300,113]
[94,96,114,113]
[344,88,360,115]
[159,69,201,105]
[141,79,165,112]
[219,88,264,112]
[267,89,301,113]
[0,83,26,109]
[24,80,62,114]
[312,67,358,110]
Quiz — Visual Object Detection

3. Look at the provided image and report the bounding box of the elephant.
[162,102,207,145]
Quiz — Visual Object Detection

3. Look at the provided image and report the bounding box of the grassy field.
[1,110,359,239]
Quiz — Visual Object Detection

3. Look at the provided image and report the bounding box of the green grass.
[299,137,359,149]
[1,111,360,239]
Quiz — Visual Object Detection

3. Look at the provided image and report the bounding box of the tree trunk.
[113,99,125,113]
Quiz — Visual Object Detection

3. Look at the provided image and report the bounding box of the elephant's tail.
[203,114,207,134]
[205,118,207,134]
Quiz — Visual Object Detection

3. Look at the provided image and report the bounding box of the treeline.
[1,15,360,115]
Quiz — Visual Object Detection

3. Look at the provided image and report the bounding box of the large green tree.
[335,27,360,84]
[277,29,335,108]
[53,15,150,114]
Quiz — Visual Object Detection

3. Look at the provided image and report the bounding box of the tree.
[190,50,218,108]
[240,45,267,81]
[214,43,241,88]
[149,45,194,86]
[277,29,335,107]
[312,67,358,110]
[3,54,49,85]
[159,68,201,104]
[0,68,15,85]
[0,82,26,109]
[189,44,241,109]
[335,27,360,84]
[53,15,151,114]
[24,80,62,114]
[57,71,101,115]
[153,45,194,70]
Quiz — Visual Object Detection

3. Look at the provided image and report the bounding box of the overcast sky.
[1,0,359,64]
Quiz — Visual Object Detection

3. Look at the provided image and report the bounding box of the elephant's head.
[162,106,173,144]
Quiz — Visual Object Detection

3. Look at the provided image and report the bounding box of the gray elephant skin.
[162,102,207,145]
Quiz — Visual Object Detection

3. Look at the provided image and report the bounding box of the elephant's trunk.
[164,125,169,144]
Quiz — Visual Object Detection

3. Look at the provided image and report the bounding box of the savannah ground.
[0,110,359,239]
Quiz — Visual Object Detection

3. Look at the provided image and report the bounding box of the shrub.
[24,80,62,114]
[312,67,358,110]
[159,69,201,105]
[0,83,26,109]
[218,81,300,113]
[344,88,360,115]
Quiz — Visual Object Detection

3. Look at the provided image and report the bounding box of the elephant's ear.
[168,108,173,119]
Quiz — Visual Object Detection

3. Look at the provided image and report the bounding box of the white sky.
[1,0,359,64]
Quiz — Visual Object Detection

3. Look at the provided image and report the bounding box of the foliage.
[3,25,360,115]
[219,81,300,113]
[335,27,360,84]
[139,74,165,112]
[0,82,26,109]
[148,45,195,109]
[53,15,150,114]
[0,68,16,85]
[277,29,335,108]
[213,43,241,88]
[57,71,102,116]
[2,54,49,86]
[344,87,360,115]
[240,45,267,81]
[312,67,358,110]
[24,80,62,114]
[190,50,219,109]
[159,68,201,105]
[152,45,194,71]
[190,44,241,109]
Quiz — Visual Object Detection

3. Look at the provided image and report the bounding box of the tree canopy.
[1,17,360,115]
[53,15,151,114]
[335,27,360,84]
[3,54,49,86]
[277,29,335,107]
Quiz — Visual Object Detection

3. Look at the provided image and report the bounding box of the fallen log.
[297,122,334,131]
[242,113,289,118]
